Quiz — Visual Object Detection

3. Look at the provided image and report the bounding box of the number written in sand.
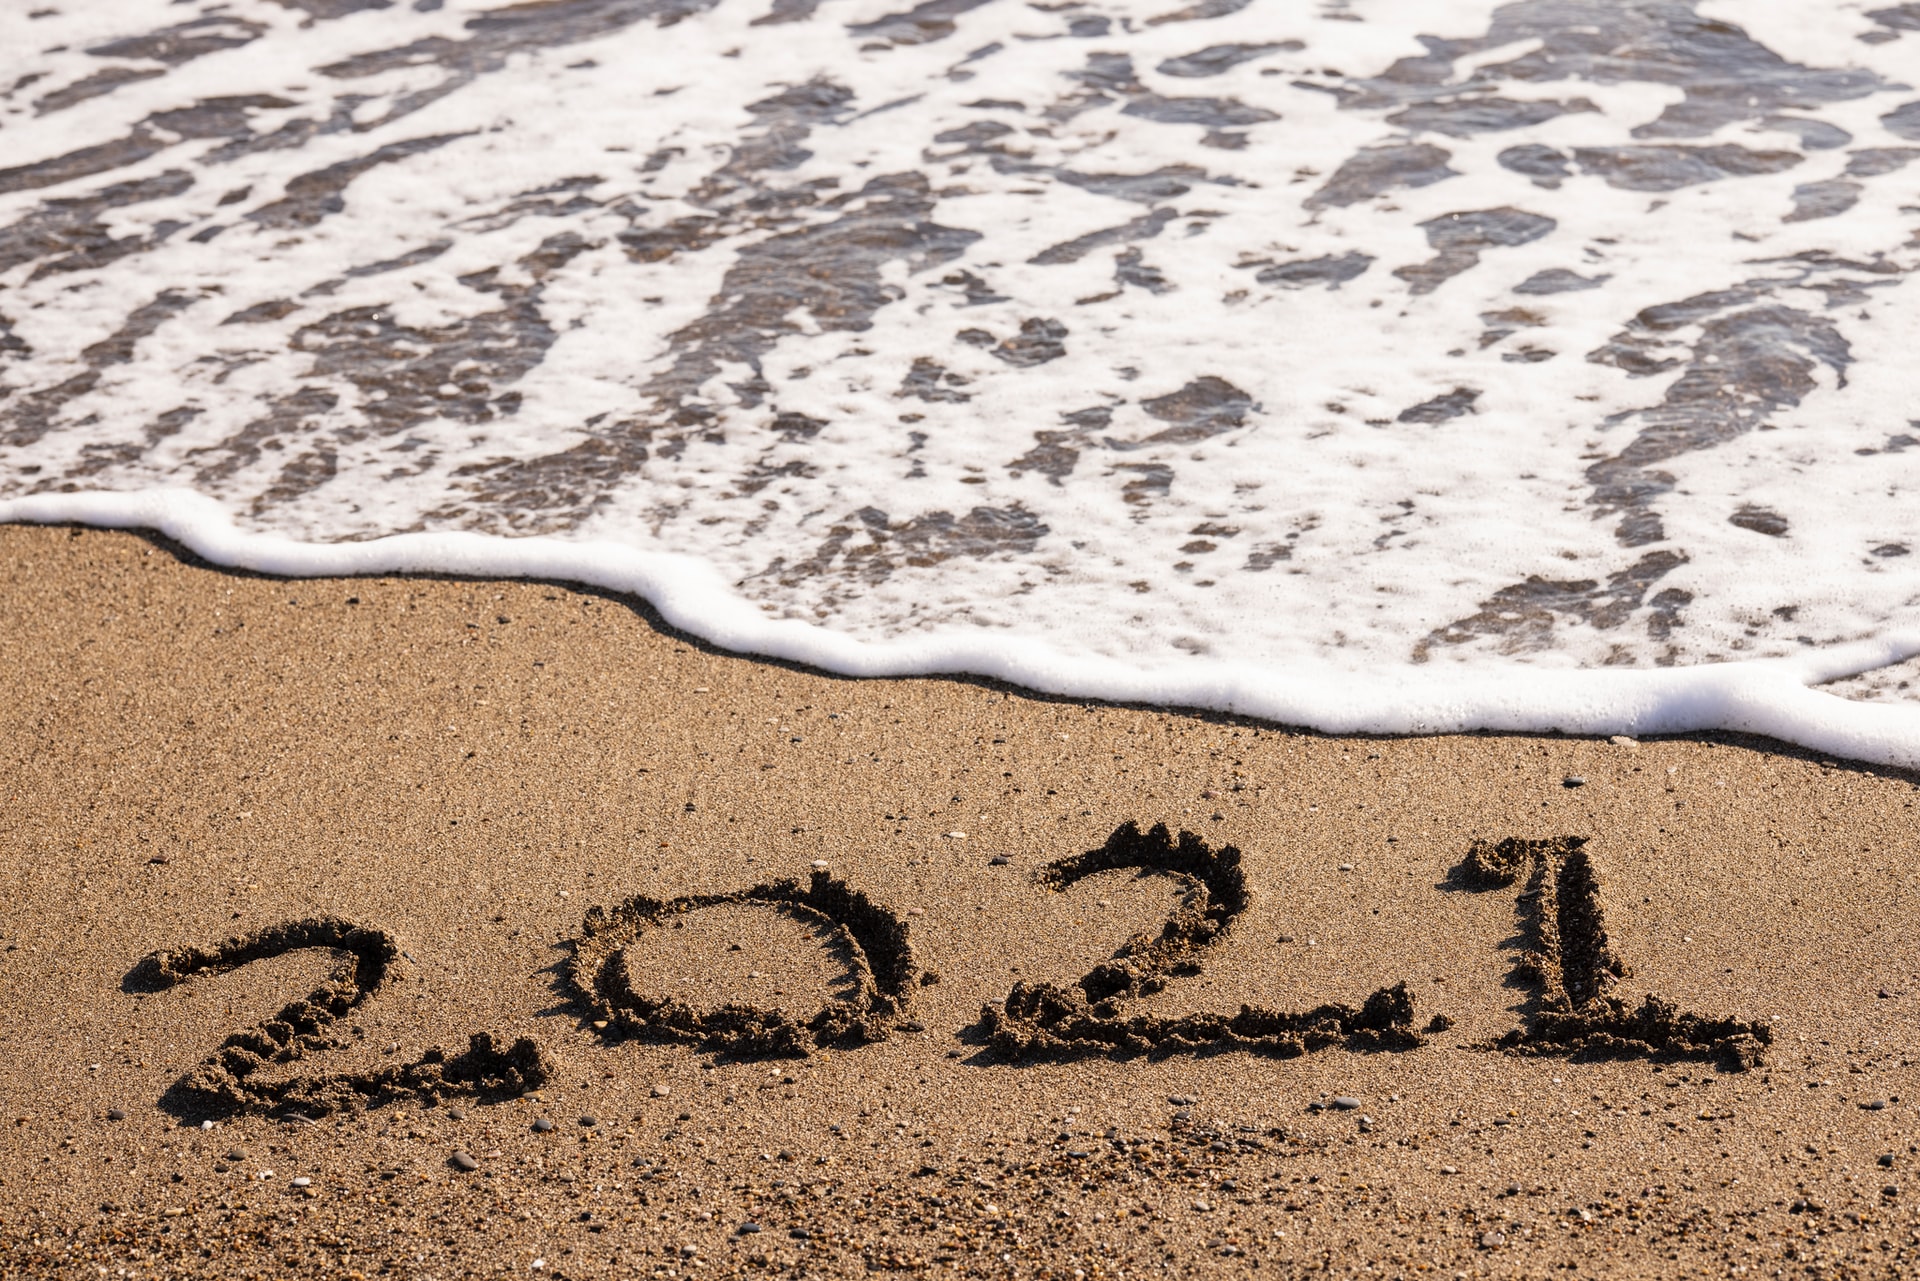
[1454,836,1771,1070]
[980,822,1431,1060]
[564,871,924,1057]
[127,917,550,1120]
[131,829,1774,1112]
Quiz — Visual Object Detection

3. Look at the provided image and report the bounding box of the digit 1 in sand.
[1455,836,1771,1070]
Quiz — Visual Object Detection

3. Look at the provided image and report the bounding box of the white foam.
[5,0,1920,767]
[8,487,1920,768]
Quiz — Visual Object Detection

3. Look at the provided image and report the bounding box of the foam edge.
[8,487,1920,771]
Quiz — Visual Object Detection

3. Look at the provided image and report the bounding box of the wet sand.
[4,522,1920,1279]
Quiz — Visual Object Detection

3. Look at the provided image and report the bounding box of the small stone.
[1862,1100,1888,1111]
[291,1176,312,1187]
[1338,863,1353,872]
[1885,1185,1901,1198]
[580,1115,599,1127]
[1330,1096,1362,1110]
[447,1108,466,1121]
[450,1150,479,1172]
[1168,1095,1195,1106]
[680,1245,698,1258]
[256,1170,274,1181]
[1441,1165,1459,1175]
[902,1020,927,1032]
[1276,934,1294,943]
[1609,735,1637,748]
[811,860,830,870]
[105,1109,126,1122]
[989,854,1009,865]
[1480,1230,1506,1248]
[1192,1200,1210,1213]
[1563,775,1586,788]
[947,831,968,840]
[739,1221,763,1234]
[652,1084,671,1098]
[790,1227,812,1240]
[531,1118,554,1133]
[225,1148,246,1162]
[1881,1154,1896,1168]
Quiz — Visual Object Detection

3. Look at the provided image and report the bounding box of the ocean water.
[3,0,1920,764]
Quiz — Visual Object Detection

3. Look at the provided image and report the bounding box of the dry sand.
[4,523,1920,1279]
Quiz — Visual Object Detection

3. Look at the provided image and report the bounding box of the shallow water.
[3,0,1920,760]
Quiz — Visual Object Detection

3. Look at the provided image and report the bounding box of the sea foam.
[2,0,1919,764]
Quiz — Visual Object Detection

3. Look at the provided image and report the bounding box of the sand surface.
[4,523,1920,1279]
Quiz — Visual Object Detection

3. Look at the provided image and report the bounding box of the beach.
[5,522,1920,1278]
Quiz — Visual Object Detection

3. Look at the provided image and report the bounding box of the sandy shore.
[4,522,1920,1279]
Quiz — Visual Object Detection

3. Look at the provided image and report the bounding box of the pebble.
[1610,735,1638,748]
[1330,1096,1362,1110]
[105,1109,125,1122]
[531,1118,554,1133]
[739,1222,763,1235]
[652,1084,671,1098]
[447,1108,466,1121]
[1563,775,1586,788]
[1862,1100,1888,1111]
[947,831,968,840]
[1275,934,1294,944]
[1480,1230,1506,1248]
[790,1228,812,1240]
[1338,863,1353,872]
[450,1150,479,1172]
[902,1020,927,1032]
[256,1170,274,1181]
[225,1148,247,1162]
[989,854,1009,865]
[291,1177,312,1187]
[811,860,830,870]
[1440,1165,1459,1175]
[1191,1200,1210,1213]
[1168,1095,1195,1106]
[1880,1154,1896,1168]
[1885,1185,1901,1198]
[580,1115,599,1127]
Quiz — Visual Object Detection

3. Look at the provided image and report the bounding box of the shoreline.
[6,492,1920,771]
[5,522,1920,1278]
